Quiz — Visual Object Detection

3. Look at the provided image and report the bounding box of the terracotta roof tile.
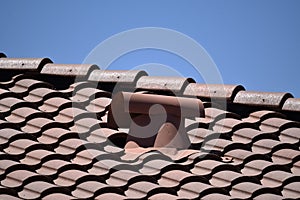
[183,83,245,101]
[261,170,298,188]
[72,181,122,199]
[0,58,52,72]
[230,182,279,199]
[88,69,147,85]
[18,181,66,200]
[136,76,194,94]
[0,56,300,199]
[282,182,300,198]
[234,91,293,108]
[41,63,98,77]
[283,98,300,112]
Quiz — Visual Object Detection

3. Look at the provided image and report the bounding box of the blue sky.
[1,1,300,96]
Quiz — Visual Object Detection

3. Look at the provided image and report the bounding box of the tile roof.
[0,54,300,199]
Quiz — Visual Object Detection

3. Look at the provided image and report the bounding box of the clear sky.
[1,1,300,96]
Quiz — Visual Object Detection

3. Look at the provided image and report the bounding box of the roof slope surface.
[0,55,300,200]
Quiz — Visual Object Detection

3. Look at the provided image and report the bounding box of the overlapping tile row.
[0,55,299,199]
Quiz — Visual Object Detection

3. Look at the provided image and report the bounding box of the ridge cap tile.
[233,90,293,108]
[0,57,52,71]
[283,98,300,112]
[136,75,195,94]
[41,63,99,77]
[183,83,245,101]
[88,69,148,84]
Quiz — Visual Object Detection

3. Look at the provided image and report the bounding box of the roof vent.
[108,92,204,149]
